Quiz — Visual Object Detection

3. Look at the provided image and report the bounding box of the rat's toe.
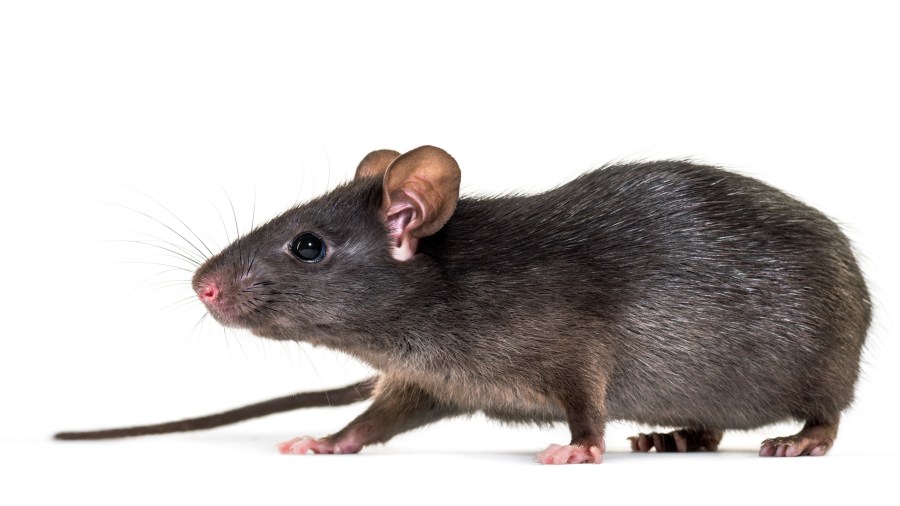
[759,435,832,457]
[629,428,722,453]
[278,435,336,455]
[537,443,603,464]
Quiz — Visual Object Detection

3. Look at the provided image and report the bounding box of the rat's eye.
[290,233,326,263]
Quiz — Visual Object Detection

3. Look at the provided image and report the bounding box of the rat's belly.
[415,374,566,423]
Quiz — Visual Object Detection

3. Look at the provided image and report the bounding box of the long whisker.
[222,187,243,284]
[154,294,202,311]
[125,187,216,259]
[103,202,211,262]
[103,227,208,265]
[96,261,194,273]
[205,195,232,246]
[225,191,241,238]
[191,312,210,335]
[137,280,194,292]
[245,187,258,278]
[151,296,203,319]
[230,327,251,362]
[97,239,202,267]
[125,268,194,299]
[260,306,287,316]
[250,185,257,234]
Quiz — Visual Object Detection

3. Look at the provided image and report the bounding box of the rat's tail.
[54,377,377,440]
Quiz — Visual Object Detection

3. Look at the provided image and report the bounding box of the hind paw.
[628,428,722,452]
[759,435,831,457]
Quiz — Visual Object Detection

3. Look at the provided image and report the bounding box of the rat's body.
[58,147,870,463]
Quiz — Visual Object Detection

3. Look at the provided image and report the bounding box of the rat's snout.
[192,263,264,329]
[194,273,238,324]
[192,270,226,310]
[196,280,219,304]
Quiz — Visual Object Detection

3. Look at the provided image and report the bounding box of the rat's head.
[190,145,461,340]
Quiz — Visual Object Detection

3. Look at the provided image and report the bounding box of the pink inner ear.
[386,204,414,240]
[385,203,419,261]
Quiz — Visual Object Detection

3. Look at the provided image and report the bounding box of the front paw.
[537,443,603,464]
[277,436,360,455]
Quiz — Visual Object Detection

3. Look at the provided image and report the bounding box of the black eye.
[290,233,326,262]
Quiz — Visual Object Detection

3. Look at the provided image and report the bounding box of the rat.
[56,145,871,464]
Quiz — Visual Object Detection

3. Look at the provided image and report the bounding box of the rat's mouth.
[203,306,248,328]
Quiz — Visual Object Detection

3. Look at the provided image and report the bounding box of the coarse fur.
[58,147,871,463]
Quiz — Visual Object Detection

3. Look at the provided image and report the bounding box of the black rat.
[57,145,871,464]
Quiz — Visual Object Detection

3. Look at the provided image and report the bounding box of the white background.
[1,1,898,504]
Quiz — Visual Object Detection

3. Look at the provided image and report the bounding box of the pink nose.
[198,282,219,303]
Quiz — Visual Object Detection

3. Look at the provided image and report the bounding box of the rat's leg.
[759,415,839,457]
[278,378,458,455]
[628,428,723,452]
[537,383,608,465]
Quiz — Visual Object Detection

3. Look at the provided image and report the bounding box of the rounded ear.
[381,146,461,261]
[355,149,401,179]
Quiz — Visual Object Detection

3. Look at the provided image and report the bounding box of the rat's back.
[433,160,870,431]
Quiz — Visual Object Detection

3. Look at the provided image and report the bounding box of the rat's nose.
[197,281,219,303]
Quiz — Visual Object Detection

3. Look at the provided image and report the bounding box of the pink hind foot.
[759,419,838,457]
[537,444,603,464]
[277,435,362,455]
[759,436,831,457]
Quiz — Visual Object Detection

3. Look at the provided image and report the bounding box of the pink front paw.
[278,436,332,455]
[277,436,362,455]
[537,443,603,464]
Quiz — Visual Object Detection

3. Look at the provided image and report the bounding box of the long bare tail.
[54,377,377,440]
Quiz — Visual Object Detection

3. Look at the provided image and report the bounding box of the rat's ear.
[381,145,461,261]
[355,149,401,179]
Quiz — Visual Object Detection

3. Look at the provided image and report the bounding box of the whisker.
[205,194,232,246]
[97,239,202,267]
[279,340,295,368]
[125,187,216,259]
[258,291,303,297]
[250,185,257,234]
[222,187,243,283]
[191,312,210,335]
[244,253,256,278]
[244,186,258,278]
[103,202,211,262]
[137,280,195,292]
[152,294,202,314]
[129,268,193,296]
[103,227,208,265]
[231,329,251,362]
[96,261,194,273]
[152,298,204,320]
